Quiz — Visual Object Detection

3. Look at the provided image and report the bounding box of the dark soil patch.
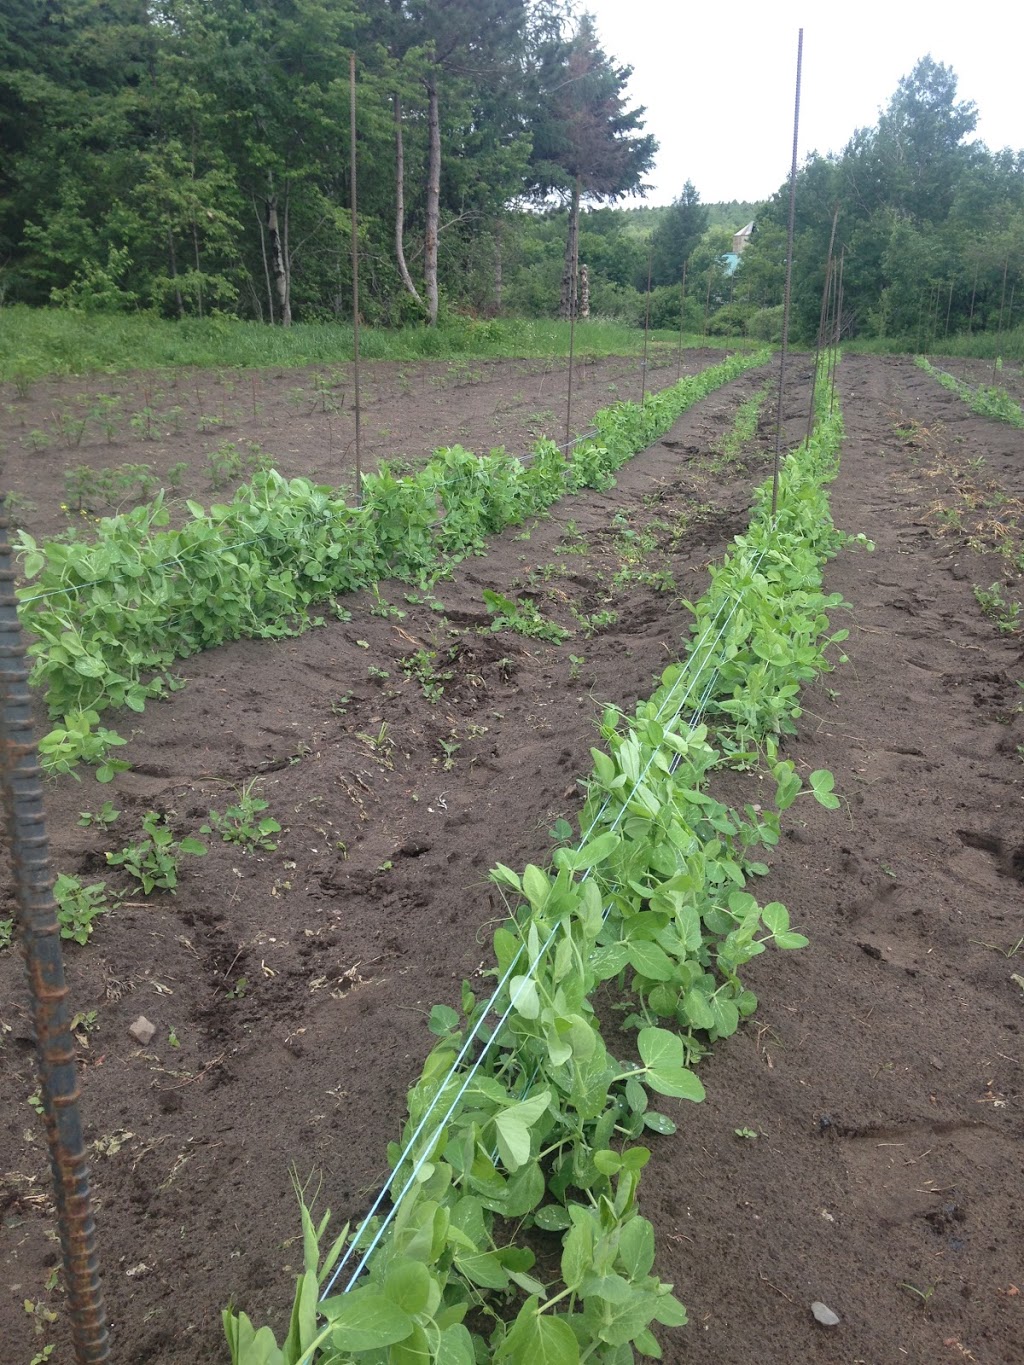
[2,355,1022,1365]
[0,347,727,544]
[929,353,1024,407]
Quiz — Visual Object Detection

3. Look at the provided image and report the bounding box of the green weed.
[106,812,207,893]
[201,781,281,852]
[482,588,570,643]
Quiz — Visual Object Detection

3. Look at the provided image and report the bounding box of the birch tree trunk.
[393,93,424,310]
[255,196,275,325]
[167,228,184,319]
[424,74,440,327]
[267,190,292,327]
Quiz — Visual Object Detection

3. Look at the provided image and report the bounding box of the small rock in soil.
[397,836,432,857]
[128,1015,156,1046]
[811,1302,840,1327]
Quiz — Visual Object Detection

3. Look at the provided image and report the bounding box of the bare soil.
[0,346,711,544]
[1,354,1022,1365]
[930,354,1024,406]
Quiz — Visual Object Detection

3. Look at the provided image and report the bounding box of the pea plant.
[224,354,861,1365]
[16,352,770,780]
[915,356,1024,428]
[106,811,207,893]
[202,782,282,852]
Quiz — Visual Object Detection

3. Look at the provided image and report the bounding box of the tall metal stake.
[805,202,840,442]
[0,508,109,1363]
[992,255,1009,381]
[677,260,687,379]
[640,248,653,407]
[772,27,803,519]
[829,246,845,417]
[565,175,580,454]
[349,52,362,502]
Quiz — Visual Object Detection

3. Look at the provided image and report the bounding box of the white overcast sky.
[582,0,1023,206]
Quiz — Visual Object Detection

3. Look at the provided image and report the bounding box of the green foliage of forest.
[732,57,1024,352]
[0,0,659,330]
[1,3,1020,357]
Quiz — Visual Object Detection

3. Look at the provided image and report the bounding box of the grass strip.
[0,306,758,381]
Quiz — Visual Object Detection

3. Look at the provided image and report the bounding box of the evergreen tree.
[527,14,657,317]
[648,181,708,287]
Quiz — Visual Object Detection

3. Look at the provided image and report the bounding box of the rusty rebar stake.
[0,508,109,1362]
[772,27,803,519]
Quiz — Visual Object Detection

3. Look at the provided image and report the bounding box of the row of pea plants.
[915,355,1024,428]
[223,360,868,1365]
[15,350,770,779]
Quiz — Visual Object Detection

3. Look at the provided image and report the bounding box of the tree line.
[3,10,1020,349]
[731,57,1024,346]
[0,0,656,326]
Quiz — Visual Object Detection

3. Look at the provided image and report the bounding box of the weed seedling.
[358,723,394,767]
[899,1281,936,1308]
[78,801,120,829]
[202,780,281,852]
[401,648,452,702]
[973,583,1021,633]
[482,589,569,643]
[106,812,207,893]
[573,608,618,637]
[438,737,461,771]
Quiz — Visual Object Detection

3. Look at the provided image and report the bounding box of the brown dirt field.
[0,345,718,545]
[2,354,1022,1365]
[930,354,1024,406]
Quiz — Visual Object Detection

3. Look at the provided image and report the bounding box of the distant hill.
[704,201,761,230]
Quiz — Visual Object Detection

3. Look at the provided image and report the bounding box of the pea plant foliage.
[223,357,864,1365]
[15,352,768,782]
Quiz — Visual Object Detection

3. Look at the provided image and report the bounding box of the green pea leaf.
[617,1216,655,1279]
[775,930,809,950]
[383,1259,435,1318]
[809,769,841,809]
[495,1299,580,1364]
[454,1248,510,1290]
[436,1323,475,1365]
[321,1287,413,1352]
[494,1091,550,1171]
[643,1111,677,1136]
[508,975,540,1019]
[534,1204,572,1232]
[428,1004,459,1036]
[627,940,675,982]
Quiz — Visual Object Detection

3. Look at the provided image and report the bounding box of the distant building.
[723,253,741,277]
[732,221,755,254]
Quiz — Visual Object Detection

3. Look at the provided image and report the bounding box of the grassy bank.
[0,307,758,381]
[848,324,1024,361]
